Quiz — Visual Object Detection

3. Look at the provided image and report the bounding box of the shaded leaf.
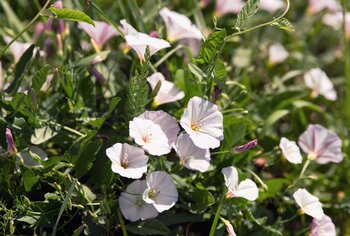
[126,219,171,235]
[32,65,52,93]
[22,168,39,192]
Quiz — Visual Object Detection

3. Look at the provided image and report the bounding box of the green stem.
[154,45,184,68]
[46,120,86,138]
[211,150,231,155]
[117,208,128,236]
[299,159,310,179]
[127,0,145,32]
[343,0,350,127]
[209,196,224,236]
[0,0,51,58]
[224,0,290,42]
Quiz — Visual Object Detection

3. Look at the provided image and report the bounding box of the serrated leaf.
[48,7,94,25]
[32,65,52,93]
[234,0,260,30]
[126,219,171,235]
[214,59,227,89]
[196,29,226,65]
[188,63,207,82]
[271,17,295,31]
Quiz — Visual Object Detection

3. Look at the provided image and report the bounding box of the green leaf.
[126,219,171,235]
[32,65,52,93]
[234,0,260,30]
[75,139,102,178]
[264,109,289,129]
[6,45,35,94]
[89,97,121,129]
[188,186,215,214]
[188,63,207,82]
[31,126,58,145]
[74,51,110,67]
[214,59,227,89]
[196,29,226,65]
[221,117,247,151]
[48,7,94,25]
[272,17,295,32]
[22,168,39,192]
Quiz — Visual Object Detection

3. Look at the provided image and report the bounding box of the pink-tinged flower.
[120,19,138,35]
[119,180,159,222]
[180,96,224,149]
[215,0,245,16]
[311,215,336,236]
[322,12,343,30]
[106,143,148,179]
[174,133,211,172]
[160,7,202,42]
[147,72,185,106]
[293,188,324,220]
[298,124,343,164]
[259,0,286,13]
[6,128,17,155]
[279,137,302,164]
[129,118,170,156]
[233,139,258,153]
[308,0,341,14]
[221,218,237,236]
[211,85,222,103]
[268,43,289,65]
[125,32,170,61]
[78,21,119,51]
[142,171,178,213]
[303,68,337,101]
[222,166,259,201]
[3,36,33,63]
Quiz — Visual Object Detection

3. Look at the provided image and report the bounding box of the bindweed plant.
[0,0,349,235]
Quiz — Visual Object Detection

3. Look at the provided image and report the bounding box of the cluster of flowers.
[280,124,342,235]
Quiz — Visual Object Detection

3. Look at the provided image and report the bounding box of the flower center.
[121,154,129,168]
[307,152,317,161]
[148,188,159,199]
[191,122,201,132]
[142,134,151,143]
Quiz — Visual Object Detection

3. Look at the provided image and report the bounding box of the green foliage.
[48,7,94,25]
[234,0,260,31]
[272,17,295,32]
[125,46,151,119]
[126,219,171,235]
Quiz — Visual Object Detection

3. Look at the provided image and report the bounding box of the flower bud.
[6,128,17,155]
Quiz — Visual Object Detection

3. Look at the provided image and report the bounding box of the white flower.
[3,36,33,63]
[311,215,336,236]
[119,180,159,222]
[174,133,211,172]
[298,124,343,164]
[180,96,224,149]
[78,21,119,51]
[222,166,259,201]
[268,43,289,65]
[129,118,170,156]
[147,72,185,106]
[279,137,302,164]
[303,68,337,101]
[293,188,324,220]
[106,143,148,179]
[308,0,341,14]
[120,19,138,35]
[322,12,343,30]
[215,0,245,16]
[221,218,237,236]
[159,7,202,42]
[142,171,178,213]
[259,0,286,13]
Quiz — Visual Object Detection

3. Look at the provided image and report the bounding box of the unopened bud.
[6,128,17,155]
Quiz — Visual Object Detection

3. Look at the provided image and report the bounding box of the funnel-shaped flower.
[78,21,119,51]
[119,180,159,222]
[222,166,259,201]
[106,143,148,179]
[180,96,224,149]
[293,188,324,220]
[174,133,211,172]
[142,171,178,213]
[298,124,342,164]
[147,72,185,106]
[260,0,286,13]
[311,215,336,236]
[268,43,289,65]
[6,128,17,155]
[120,19,138,35]
[221,218,237,236]
[279,137,302,164]
[3,36,33,63]
[215,0,245,16]
[160,7,202,41]
[304,68,337,101]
